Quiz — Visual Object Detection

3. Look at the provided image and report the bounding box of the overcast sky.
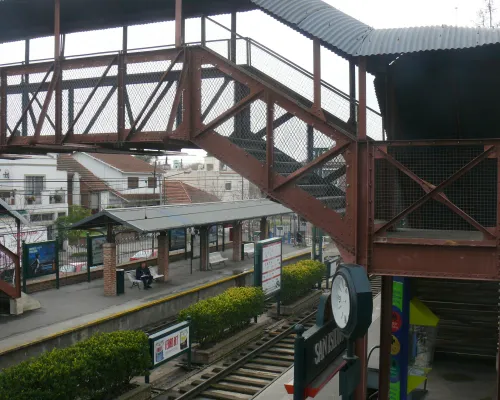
[0,0,492,163]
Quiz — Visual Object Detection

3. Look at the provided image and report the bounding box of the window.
[206,164,214,171]
[0,191,10,201]
[225,182,232,191]
[25,176,44,195]
[31,213,54,222]
[148,177,157,189]
[220,163,228,171]
[128,177,139,189]
[57,212,66,218]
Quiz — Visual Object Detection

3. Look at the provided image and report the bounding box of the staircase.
[186,37,383,259]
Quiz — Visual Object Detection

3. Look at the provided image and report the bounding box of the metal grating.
[374,145,497,233]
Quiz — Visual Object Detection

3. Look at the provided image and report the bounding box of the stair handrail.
[204,16,382,118]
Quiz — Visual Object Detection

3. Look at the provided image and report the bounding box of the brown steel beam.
[63,56,118,143]
[254,112,293,138]
[166,62,189,135]
[0,70,6,146]
[266,94,274,191]
[371,242,499,279]
[117,53,126,141]
[312,38,325,120]
[375,146,496,235]
[349,59,356,125]
[194,90,263,138]
[376,147,495,239]
[355,56,368,400]
[201,78,230,121]
[273,142,350,191]
[378,275,392,400]
[127,50,183,140]
[230,12,237,63]
[0,280,16,299]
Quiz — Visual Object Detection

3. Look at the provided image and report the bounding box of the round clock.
[331,264,373,340]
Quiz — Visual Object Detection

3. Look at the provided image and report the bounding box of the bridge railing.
[202,17,384,140]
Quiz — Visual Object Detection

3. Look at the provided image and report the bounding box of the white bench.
[149,266,165,281]
[126,271,143,289]
[209,252,228,269]
[244,243,255,259]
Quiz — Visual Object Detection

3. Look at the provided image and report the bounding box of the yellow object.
[410,297,439,327]
[407,375,428,393]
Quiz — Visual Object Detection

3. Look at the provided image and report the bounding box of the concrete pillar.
[157,232,169,282]
[103,243,117,296]
[200,226,209,271]
[232,221,243,262]
[260,217,268,240]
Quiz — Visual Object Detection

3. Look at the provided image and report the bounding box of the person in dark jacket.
[136,262,153,289]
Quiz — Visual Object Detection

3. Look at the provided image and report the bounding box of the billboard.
[209,225,217,246]
[149,321,191,368]
[170,229,186,251]
[24,240,58,279]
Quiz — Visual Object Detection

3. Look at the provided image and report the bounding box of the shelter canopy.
[71,199,292,233]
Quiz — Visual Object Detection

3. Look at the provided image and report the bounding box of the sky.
[0,0,494,164]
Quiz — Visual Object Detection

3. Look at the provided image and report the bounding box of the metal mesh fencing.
[115,232,158,265]
[374,145,497,234]
[59,242,88,278]
[125,59,179,131]
[62,64,118,135]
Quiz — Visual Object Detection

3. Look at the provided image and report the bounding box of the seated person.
[136,262,153,289]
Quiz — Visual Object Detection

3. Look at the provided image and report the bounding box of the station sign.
[254,237,282,297]
[88,235,106,267]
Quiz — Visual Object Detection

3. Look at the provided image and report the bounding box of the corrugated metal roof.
[251,0,500,59]
[71,199,291,233]
[252,0,372,58]
[358,25,500,56]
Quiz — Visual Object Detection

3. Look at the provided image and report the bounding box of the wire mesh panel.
[115,232,157,265]
[6,68,55,137]
[374,145,497,236]
[62,64,118,135]
[125,58,181,132]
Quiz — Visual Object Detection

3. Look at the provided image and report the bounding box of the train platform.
[0,245,309,359]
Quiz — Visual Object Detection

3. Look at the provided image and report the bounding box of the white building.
[0,154,69,231]
[165,155,262,202]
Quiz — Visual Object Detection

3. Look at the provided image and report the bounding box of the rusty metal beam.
[371,242,499,280]
[194,90,263,138]
[312,38,325,121]
[376,147,495,239]
[254,112,293,138]
[117,53,126,141]
[63,56,117,143]
[273,142,350,191]
[0,70,6,146]
[266,94,274,191]
[33,68,60,142]
[127,50,183,140]
[175,0,183,48]
[375,146,496,235]
[166,62,189,135]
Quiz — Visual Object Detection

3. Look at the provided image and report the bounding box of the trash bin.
[116,269,125,295]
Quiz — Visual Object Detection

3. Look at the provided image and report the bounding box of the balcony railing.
[24,195,42,206]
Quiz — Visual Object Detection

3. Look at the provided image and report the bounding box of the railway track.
[154,275,382,400]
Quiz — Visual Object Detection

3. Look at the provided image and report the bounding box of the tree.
[134,154,153,164]
[476,0,500,28]
[55,205,92,244]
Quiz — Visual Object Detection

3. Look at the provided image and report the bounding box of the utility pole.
[241,175,244,200]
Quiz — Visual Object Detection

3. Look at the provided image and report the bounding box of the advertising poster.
[151,323,190,367]
[170,229,186,251]
[209,225,217,246]
[90,236,106,266]
[261,240,282,296]
[25,241,57,279]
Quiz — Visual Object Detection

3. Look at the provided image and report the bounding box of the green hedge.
[281,260,326,305]
[179,287,265,346]
[0,331,150,400]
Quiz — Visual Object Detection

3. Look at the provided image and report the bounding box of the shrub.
[281,260,326,305]
[0,331,150,400]
[179,287,265,346]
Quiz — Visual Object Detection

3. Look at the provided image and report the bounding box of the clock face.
[331,274,350,329]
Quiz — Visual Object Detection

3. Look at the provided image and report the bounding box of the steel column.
[175,0,183,48]
[266,94,274,191]
[230,12,237,63]
[117,53,126,140]
[349,59,356,126]
[22,40,30,137]
[201,16,206,46]
[354,56,368,400]
[312,39,324,120]
[0,70,6,146]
